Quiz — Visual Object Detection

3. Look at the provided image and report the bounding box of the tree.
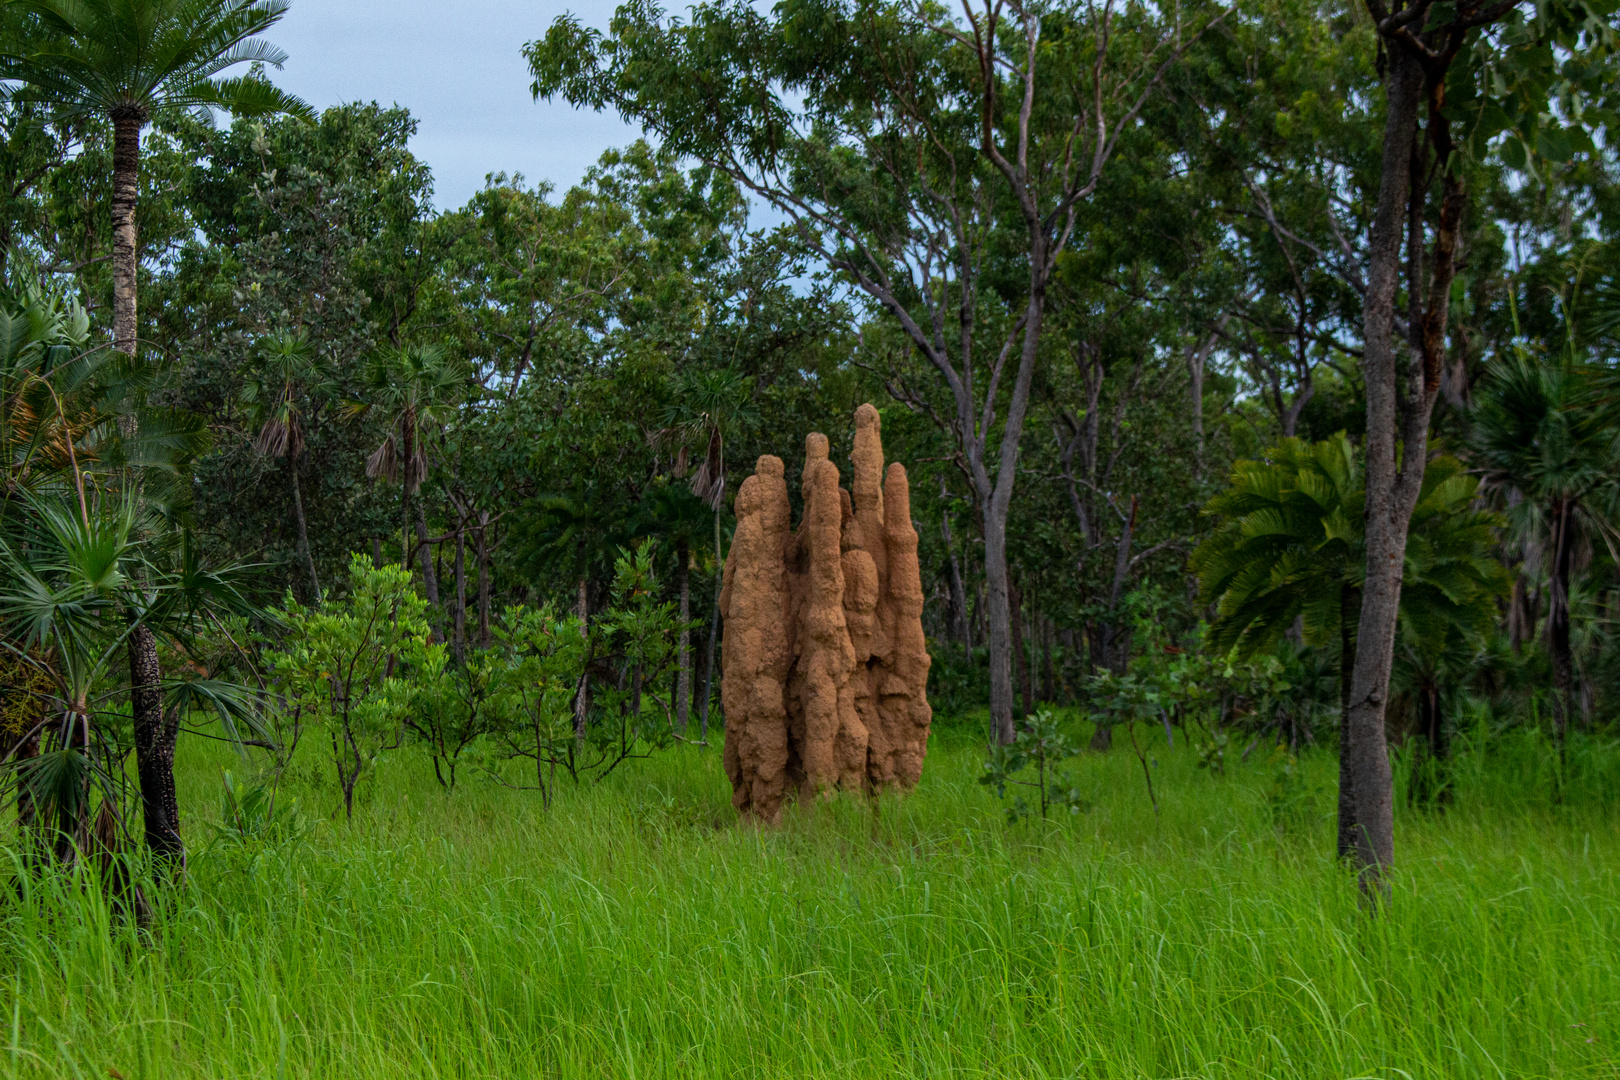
[352,342,468,623]
[529,0,1226,744]
[0,0,310,863]
[240,329,329,601]
[1344,0,1618,892]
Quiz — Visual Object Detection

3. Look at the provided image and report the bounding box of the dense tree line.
[0,0,1616,899]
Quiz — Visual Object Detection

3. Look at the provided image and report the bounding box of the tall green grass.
[2,718,1616,1079]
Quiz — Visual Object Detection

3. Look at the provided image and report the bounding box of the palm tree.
[352,342,467,619]
[633,481,710,734]
[1,0,308,868]
[241,330,329,600]
[0,0,311,359]
[1471,351,1617,742]
[657,366,756,741]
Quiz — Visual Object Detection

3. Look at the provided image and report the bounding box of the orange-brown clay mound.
[721,407,933,820]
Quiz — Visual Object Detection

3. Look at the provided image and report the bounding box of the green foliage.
[263,553,434,816]
[979,708,1089,822]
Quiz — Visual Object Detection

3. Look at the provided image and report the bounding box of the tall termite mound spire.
[720,404,933,820]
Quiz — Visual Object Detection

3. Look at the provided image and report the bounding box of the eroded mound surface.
[720,404,932,820]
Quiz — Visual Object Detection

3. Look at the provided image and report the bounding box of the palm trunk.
[290,453,321,601]
[675,537,691,734]
[699,510,723,743]
[111,111,142,358]
[130,622,182,869]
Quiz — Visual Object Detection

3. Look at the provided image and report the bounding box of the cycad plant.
[1193,434,1506,847]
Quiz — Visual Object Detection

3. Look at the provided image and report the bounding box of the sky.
[263,0,640,210]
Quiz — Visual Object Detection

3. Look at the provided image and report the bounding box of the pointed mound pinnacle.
[720,404,933,821]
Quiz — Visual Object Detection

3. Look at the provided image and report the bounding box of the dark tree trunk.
[1547,499,1576,743]
[476,514,492,647]
[940,480,971,658]
[575,577,590,739]
[1336,588,1358,859]
[1041,616,1056,704]
[453,526,468,665]
[676,537,691,734]
[130,623,182,869]
[290,453,321,601]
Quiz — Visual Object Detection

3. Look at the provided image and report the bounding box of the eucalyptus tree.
[530,0,1229,743]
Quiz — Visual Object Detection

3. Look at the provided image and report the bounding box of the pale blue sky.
[265,0,639,209]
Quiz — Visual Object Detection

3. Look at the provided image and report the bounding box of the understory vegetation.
[4,717,1617,1080]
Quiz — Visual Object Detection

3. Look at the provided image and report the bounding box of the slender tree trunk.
[111,111,142,358]
[130,623,182,869]
[453,526,468,665]
[676,537,691,734]
[575,577,590,739]
[1547,499,1575,743]
[476,514,492,647]
[1337,590,1357,859]
[416,502,441,637]
[984,520,1017,744]
[1041,616,1056,704]
[699,510,723,743]
[940,479,970,658]
[1102,496,1138,674]
[290,454,321,601]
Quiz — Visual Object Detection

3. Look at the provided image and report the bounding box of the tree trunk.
[940,479,971,658]
[453,526,468,664]
[575,577,590,739]
[290,454,321,601]
[1041,616,1056,704]
[984,517,1017,745]
[416,503,441,641]
[130,622,182,870]
[476,514,491,647]
[699,510,724,743]
[676,537,691,734]
[111,111,142,358]
[1346,45,1435,896]
[1336,591,1357,859]
[1547,498,1575,743]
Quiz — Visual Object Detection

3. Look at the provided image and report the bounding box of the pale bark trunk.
[1010,577,1030,720]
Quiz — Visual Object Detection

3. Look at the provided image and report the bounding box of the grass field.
[2,716,1617,1079]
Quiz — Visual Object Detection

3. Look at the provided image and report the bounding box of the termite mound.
[719,404,933,821]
